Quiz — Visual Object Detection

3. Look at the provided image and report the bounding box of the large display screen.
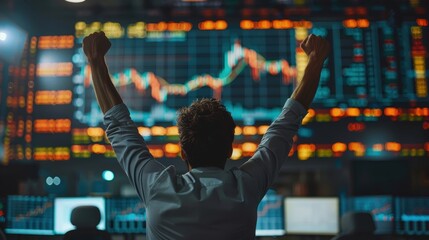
[284,197,339,235]
[3,5,429,163]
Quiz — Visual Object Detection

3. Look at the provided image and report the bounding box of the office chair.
[63,205,111,240]
[331,212,378,240]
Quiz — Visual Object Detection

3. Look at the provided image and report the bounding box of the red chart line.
[83,40,296,103]
[258,200,283,217]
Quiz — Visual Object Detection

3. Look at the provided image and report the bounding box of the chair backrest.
[63,205,111,240]
[341,212,376,235]
[331,212,377,240]
[70,205,101,229]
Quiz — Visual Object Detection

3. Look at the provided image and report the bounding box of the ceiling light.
[0,32,6,41]
[102,170,115,181]
[65,0,86,3]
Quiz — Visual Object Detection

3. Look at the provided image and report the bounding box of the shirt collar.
[190,167,223,173]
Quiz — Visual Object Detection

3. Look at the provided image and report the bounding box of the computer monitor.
[284,197,339,235]
[343,196,394,234]
[5,195,54,235]
[106,198,146,234]
[54,197,106,234]
[255,192,285,236]
[395,197,429,236]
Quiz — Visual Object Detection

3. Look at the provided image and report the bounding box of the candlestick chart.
[74,34,297,126]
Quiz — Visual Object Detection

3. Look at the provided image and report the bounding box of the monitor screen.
[395,197,429,236]
[5,195,54,235]
[54,197,106,234]
[255,192,285,236]
[284,197,339,235]
[343,195,394,235]
[106,198,146,234]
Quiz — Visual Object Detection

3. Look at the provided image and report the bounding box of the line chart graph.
[256,193,285,236]
[74,33,297,126]
[82,40,296,102]
[345,196,394,235]
[257,196,283,217]
[5,196,54,235]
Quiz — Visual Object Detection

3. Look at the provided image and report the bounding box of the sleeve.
[239,98,307,197]
[103,103,166,204]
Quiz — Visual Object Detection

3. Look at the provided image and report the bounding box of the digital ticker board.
[3,14,429,163]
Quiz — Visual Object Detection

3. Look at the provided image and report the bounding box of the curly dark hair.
[177,98,236,168]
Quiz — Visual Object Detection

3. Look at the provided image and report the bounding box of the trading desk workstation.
[2,194,429,239]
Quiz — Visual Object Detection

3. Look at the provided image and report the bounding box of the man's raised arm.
[240,34,330,196]
[83,31,123,113]
[82,32,164,203]
[291,34,330,109]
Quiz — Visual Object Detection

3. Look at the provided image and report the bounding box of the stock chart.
[106,198,146,234]
[256,191,285,236]
[396,197,429,235]
[3,8,429,163]
[342,196,394,234]
[5,195,54,235]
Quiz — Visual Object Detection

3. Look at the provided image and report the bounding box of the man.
[83,32,329,239]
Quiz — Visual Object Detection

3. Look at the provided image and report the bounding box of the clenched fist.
[83,31,111,62]
[301,34,330,62]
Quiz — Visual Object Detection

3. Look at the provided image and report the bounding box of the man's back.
[103,99,307,239]
[145,166,259,240]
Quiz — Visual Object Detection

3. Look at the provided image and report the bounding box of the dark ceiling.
[0,0,427,34]
[1,0,427,17]
[3,0,421,17]
[0,0,179,34]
